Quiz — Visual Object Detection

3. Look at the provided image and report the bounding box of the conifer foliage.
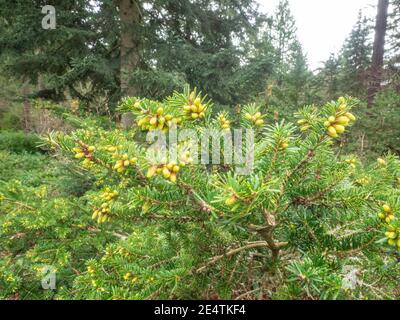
[12,89,395,299]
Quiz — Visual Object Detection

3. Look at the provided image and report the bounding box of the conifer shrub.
[2,89,399,299]
[343,87,400,160]
[0,131,42,154]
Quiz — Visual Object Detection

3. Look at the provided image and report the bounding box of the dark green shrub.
[0,131,43,153]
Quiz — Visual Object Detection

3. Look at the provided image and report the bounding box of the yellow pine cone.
[280,142,289,150]
[92,210,99,220]
[147,166,157,178]
[386,215,395,223]
[156,107,164,115]
[385,231,397,240]
[255,119,264,127]
[225,195,237,206]
[162,167,171,178]
[194,97,201,106]
[377,158,387,166]
[328,116,336,123]
[327,126,338,138]
[169,173,177,183]
[335,116,350,125]
[345,112,356,121]
[333,124,345,134]
[150,117,158,126]
[383,204,391,213]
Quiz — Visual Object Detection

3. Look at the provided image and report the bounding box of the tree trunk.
[22,80,32,133]
[117,0,141,128]
[368,0,389,107]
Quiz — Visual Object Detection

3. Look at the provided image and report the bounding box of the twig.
[195,241,270,274]
[333,237,377,258]
[3,198,35,211]
[235,288,262,300]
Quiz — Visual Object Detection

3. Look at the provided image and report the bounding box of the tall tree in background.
[317,54,342,100]
[272,40,312,109]
[388,0,400,55]
[272,0,297,66]
[368,0,390,106]
[117,0,142,97]
[341,11,372,97]
[116,0,142,127]
[0,0,120,107]
[387,0,400,81]
[266,0,311,109]
[144,0,266,105]
[0,0,268,110]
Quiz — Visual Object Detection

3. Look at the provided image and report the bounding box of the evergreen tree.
[315,54,342,101]
[0,0,120,107]
[143,0,267,105]
[271,0,298,67]
[387,0,400,75]
[341,11,372,97]
[0,0,269,109]
[265,0,312,110]
[368,0,390,106]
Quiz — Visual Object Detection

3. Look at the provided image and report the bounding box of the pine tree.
[341,11,372,97]
[0,0,268,109]
[0,0,120,107]
[31,89,398,300]
[144,0,266,105]
[387,0,400,76]
[368,0,390,106]
[316,54,342,100]
[271,0,298,67]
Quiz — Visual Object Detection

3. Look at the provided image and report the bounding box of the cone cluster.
[72,144,95,167]
[324,112,356,138]
[138,107,182,131]
[345,158,357,168]
[146,152,193,183]
[113,154,138,173]
[218,114,231,130]
[92,188,119,224]
[245,112,264,127]
[378,204,395,224]
[385,225,400,249]
[183,97,206,120]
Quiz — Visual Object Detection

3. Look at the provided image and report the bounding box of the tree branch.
[195,241,270,274]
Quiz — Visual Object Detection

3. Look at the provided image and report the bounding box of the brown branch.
[195,241,270,274]
[3,198,35,211]
[177,180,219,214]
[333,237,377,258]
[235,288,262,300]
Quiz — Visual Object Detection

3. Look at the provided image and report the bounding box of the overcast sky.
[258,0,377,70]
